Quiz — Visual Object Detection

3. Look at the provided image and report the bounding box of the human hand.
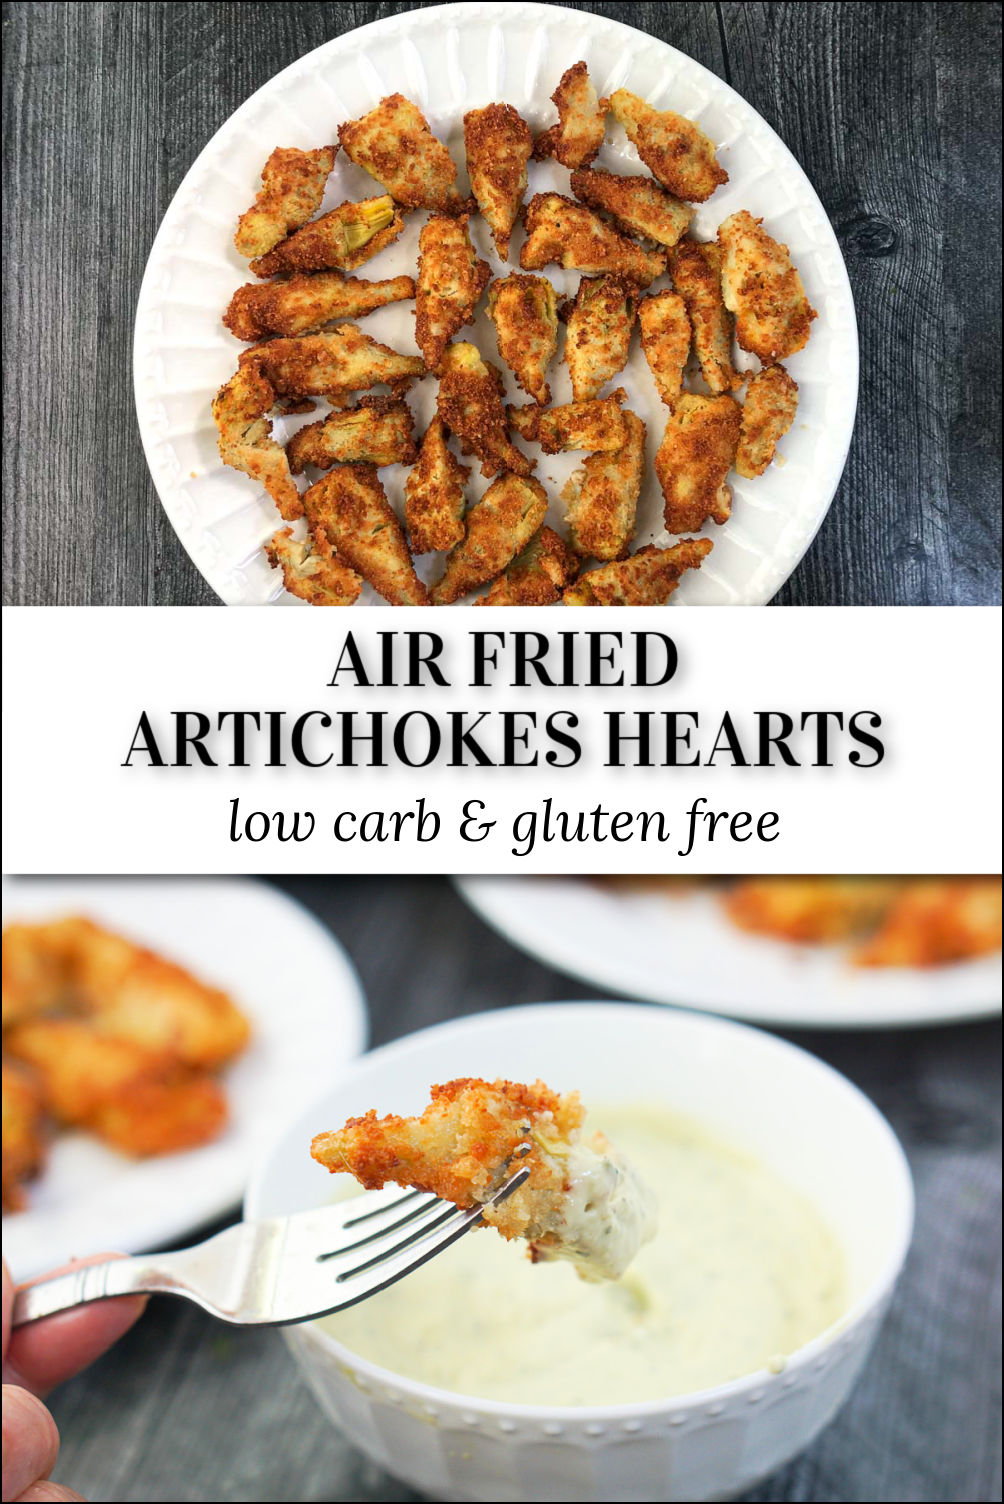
[2,1258,146,1502]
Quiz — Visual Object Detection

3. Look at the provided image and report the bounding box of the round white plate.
[1,877,367,1280]
[134,0,858,607]
[455,877,1003,1030]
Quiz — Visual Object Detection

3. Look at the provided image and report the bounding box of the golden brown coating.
[305,465,429,605]
[533,62,606,169]
[265,527,364,607]
[5,1020,227,1158]
[338,94,464,213]
[670,240,740,393]
[638,290,691,410]
[563,409,646,560]
[2,919,81,1027]
[431,474,549,605]
[564,276,637,403]
[607,90,727,202]
[212,363,303,521]
[250,196,405,277]
[2,1059,46,1210]
[486,274,559,405]
[463,104,533,258]
[510,392,628,454]
[415,214,492,372]
[854,879,1003,968]
[725,878,907,944]
[521,194,667,286]
[404,416,470,555]
[436,341,534,478]
[655,392,742,533]
[223,272,416,342]
[476,527,579,605]
[241,325,425,402]
[286,397,417,473]
[736,365,798,479]
[570,168,694,249]
[563,538,713,605]
[718,211,816,362]
[234,145,336,260]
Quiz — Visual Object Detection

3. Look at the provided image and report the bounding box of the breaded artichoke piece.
[5,1019,228,1157]
[338,93,464,213]
[415,214,491,372]
[250,196,404,277]
[305,465,429,605]
[463,104,533,258]
[854,879,1002,968]
[2,918,82,1027]
[570,168,693,249]
[510,392,628,454]
[736,365,798,478]
[486,273,559,405]
[563,409,645,560]
[563,538,713,605]
[669,240,739,393]
[725,878,905,944]
[2,1059,46,1211]
[311,1076,656,1282]
[564,276,637,403]
[655,392,742,533]
[241,325,425,402]
[234,145,336,260]
[521,193,666,287]
[266,527,363,607]
[212,363,303,521]
[287,397,417,473]
[607,90,727,202]
[718,211,817,362]
[431,474,549,605]
[404,416,470,555]
[223,272,416,342]
[638,290,691,410]
[533,62,606,169]
[436,341,534,478]
[477,526,579,605]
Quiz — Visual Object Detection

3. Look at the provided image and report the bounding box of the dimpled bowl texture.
[245,1003,912,1502]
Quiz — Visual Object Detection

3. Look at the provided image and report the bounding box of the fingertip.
[6,1256,148,1396]
[13,1482,85,1502]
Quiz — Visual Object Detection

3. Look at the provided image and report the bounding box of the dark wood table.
[2,1,1001,605]
[43,876,1002,1503]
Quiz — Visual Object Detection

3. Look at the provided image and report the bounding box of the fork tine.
[341,1187,429,1227]
[318,1193,447,1260]
[332,1201,465,1278]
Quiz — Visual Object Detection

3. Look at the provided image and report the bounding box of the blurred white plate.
[134,0,858,606]
[1,877,367,1279]
[455,877,1002,1029]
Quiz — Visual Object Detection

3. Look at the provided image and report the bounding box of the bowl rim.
[245,1000,915,1423]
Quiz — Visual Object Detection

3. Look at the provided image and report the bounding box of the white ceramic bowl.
[245,1003,913,1502]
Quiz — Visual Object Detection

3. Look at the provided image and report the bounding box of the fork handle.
[12,1254,192,1327]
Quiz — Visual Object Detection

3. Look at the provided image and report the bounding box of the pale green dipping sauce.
[319,1105,846,1407]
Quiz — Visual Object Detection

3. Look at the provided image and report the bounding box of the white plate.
[134,0,858,607]
[455,877,1003,1029]
[1,877,367,1279]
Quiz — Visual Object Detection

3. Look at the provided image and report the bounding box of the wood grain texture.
[42,876,1002,1503]
[1,2,1000,604]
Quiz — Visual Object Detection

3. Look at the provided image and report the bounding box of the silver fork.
[11,1168,530,1328]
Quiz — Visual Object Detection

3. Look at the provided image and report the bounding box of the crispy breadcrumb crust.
[234,145,336,259]
[563,409,646,560]
[854,879,1003,967]
[564,538,712,605]
[415,214,492,372]
[533,62,606,169]
[305,465,429,605]
[436,342,534,478]
[223,272,415,342]
[463,104,533,258]
[607,90,727,202]
[286,397,417,473]
[638,290,692,410]
[718,211,816,362]
[570,168,694,249]
[486,274,559,405]
[2,1059,45,1210]
[250,196,405,277]
[510,391,629,454]
[240,325,425,401]
[265,527,364,606]
[655,392,742,533]
[736,365,798,478]
[431,474,549,605]
[476,526,579,605]
[670,240,740,393]
[521,193,667,286]
[338,93,465,212]
[725,879,908,944]
[211,363,303,521]
[404,416,470,555]
[563,276,637,403]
